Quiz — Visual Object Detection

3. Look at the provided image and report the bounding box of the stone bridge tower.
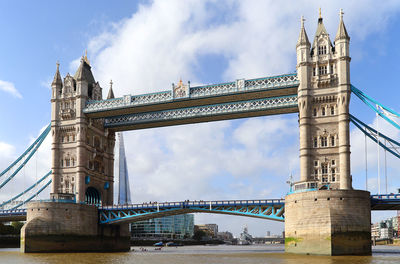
[285,10,371,256]
[50,56,115,205]
[296,10,351,191]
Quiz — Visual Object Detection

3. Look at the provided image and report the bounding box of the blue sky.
[1,0,400,236]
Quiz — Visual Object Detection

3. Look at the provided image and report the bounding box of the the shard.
[118,132,131,204]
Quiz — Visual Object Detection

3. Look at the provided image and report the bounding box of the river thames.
[1,245,400,264]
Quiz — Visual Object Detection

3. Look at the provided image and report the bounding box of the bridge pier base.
[20,201,130,253]
[284,190,371,256]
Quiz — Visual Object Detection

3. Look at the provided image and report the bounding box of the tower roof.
[312,9,332,50]
[297,16,310,47]
[52,62,62,86]
[74,57,95,84]
[107,80,115,99]
[335,9,350,41]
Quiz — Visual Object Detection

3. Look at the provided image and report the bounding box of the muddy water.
[1,244,400,264]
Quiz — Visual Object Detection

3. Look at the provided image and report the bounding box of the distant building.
[266,231,271,237]
[130,214,194,239]
[217,231,234,241]
[196,224,218,238]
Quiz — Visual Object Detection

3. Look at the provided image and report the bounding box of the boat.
[153,241,164,246]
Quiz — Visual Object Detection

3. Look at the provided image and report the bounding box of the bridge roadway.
[1,194,399,223]
[83,74,299,131]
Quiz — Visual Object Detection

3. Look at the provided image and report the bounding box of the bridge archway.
[85,187,101,205]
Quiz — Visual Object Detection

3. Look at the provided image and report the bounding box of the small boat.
[166,241,183,247]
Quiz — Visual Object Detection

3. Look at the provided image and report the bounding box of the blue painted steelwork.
[10,179,52,209]
[350,114,400,159]
[0,171,51,208]
[98,199,285,224]
[371,194,400,210]
[104,95,298,129]
[0,124,50,178]
[0,124,50,190]
[84,73,299,114]
[351,85,400,131]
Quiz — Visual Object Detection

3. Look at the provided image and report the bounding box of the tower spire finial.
[339,8,344,20]
[83,49,90,65]
[56,61,60,71]
[301,15,305,28]
[319,7,322,19]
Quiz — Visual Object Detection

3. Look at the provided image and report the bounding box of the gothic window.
[313,108,317,116]
[332,160,335,166]
[321,164,328,175]
[318,46,327,55]
[331,168,336,182]
[314,160,319,167]
[60,159,64,167]
[313,67,316,76]
[322,107,326,116]
[314,169,318,176]
[321,136,328,147]
[65,158,70,167]
[331,106,335,115]
[322,176,328,183]
[318,66,327,75]
[72,158,75,167]
[331,136,335,146]
[72,134,75,142]
[314,137,318,148]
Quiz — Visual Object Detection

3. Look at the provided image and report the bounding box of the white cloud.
[0,80,22,99]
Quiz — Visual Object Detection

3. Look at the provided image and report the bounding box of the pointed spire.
[74,55,95,83]
[84,49,90,65]
[52,61,62,86]
[107,80,115,99]
[315,8,329,37]
[297,15,310,47]
[335,9,350,41]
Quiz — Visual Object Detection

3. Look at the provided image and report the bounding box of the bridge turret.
[296,16,312,183]
[334,9,351,189]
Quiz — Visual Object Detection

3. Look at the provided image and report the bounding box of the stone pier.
[20,201,130,253]
[284,190,371,255]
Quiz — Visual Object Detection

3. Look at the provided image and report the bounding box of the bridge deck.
[1,194,399,223]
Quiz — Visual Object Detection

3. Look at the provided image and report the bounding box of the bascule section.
[50,56,115,205]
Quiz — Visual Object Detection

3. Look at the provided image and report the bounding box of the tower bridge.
[1,10,400,255]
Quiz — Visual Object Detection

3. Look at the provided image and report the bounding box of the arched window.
[331,136,335,146]
[313,108,317,117]
[331,106,335,115]
[321,137,328,147]
[322,107,326,116]
[314,137,318,148]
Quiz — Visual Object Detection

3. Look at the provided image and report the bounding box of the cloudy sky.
[1,0,400,237]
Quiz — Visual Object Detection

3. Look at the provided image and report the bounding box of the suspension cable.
[0,124,50,178]
[10,179,52,210]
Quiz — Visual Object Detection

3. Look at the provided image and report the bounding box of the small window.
[314,160,319,167]
[322,176,328,182]
[313,108,317,116]
[314,169,318,176]
[322,107,326,116]
[318,66,327,75]
[331,160,335,166]
[314,137,318,148]
[331,106,335,115]
[331,136,335,146]
[322,164,328,175]
[65,158,70,167]
[60,160,64,167]
[321,137,328,147]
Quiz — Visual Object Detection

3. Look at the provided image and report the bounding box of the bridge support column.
[20,201,130,253]
[285,190,371,255]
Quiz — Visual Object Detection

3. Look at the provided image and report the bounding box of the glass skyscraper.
[130,214,194,239]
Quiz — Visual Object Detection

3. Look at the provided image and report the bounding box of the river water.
[1,245,400,264]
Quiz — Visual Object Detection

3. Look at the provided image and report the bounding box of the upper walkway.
[83,74,299,131]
